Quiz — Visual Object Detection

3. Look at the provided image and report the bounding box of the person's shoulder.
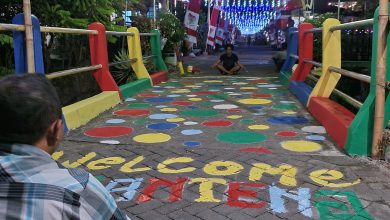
[79,173,128,219]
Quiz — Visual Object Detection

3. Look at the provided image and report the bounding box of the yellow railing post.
[127,27,152,83]
[308,19,341,104]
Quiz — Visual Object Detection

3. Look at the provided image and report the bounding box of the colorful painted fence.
[2,13,169,131]
[281,7,390,156]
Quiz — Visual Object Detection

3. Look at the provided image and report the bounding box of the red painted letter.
[227,182,267,208]
[137,177,188,203]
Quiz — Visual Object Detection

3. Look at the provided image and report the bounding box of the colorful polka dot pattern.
[82,77,330,155]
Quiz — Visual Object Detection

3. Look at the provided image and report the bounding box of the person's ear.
[47,119,64,148]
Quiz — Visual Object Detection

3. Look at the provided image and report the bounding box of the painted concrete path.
[57,48,390,220]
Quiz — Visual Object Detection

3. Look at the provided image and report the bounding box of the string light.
[203,0,285,35]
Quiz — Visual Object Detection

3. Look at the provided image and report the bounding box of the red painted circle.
[138,93,160,98]
[276,131,298,137]
[239,148,272,154]
[113,109,150,116]
[227,109,242,113]
[193,91,218,95]
[202,120,233,127]
[252,94,273,98]
[84,126,133,138]
[250,79,269,83]
[172,101,194,106]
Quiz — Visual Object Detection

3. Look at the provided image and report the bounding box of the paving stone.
[138,210,172,220]
[183,203,219,215]
[155,201,191,215]
[258,212,284,219]
[227,212,258,220]
[167,210,203,220]
[128,200,165,215]
[58,60,390,220]
[196,209,229,220]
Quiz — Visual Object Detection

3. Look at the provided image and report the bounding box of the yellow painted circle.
[238,99,272,105]
[167,117,185,122]
[185,85,202,88]
[204,80,223,83]
[133,133,171,143]
[248,125,270,130]
[283,111,297,115]
[281,141,322,152]
[240,87,257,90]
[161,108,178,112]
[227,115,242,119]
[189,98,202,101]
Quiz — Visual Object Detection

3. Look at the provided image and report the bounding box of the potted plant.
[158,11,185,66]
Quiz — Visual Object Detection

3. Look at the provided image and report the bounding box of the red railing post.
[290,23,314,82]
[88,22,122,98]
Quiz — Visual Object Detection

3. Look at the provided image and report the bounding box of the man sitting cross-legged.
[0,74,129,220]
[212,43,245,75]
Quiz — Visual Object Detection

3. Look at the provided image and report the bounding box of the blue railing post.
[12,13,45,74]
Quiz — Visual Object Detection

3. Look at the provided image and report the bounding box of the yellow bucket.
[187,66,193,73]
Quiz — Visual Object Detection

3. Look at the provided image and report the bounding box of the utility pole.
[153,0,156,28]
[337,0,341,20]
[204,0,211,55]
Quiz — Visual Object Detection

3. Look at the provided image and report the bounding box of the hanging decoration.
[206,0,222,46]
[205,0,288,35]
[184,0,202,44]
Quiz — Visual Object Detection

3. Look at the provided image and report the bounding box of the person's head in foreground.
[0,74,128,220]
[225,43,234,56]
[0,74,63,153]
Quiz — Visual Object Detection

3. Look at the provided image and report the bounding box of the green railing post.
[150,29,168,71]
[345,5,390,156]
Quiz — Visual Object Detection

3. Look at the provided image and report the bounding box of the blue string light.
[203,0,282,35]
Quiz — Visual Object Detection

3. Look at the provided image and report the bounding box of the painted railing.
[281,8,390,156]
[0,13,169,131]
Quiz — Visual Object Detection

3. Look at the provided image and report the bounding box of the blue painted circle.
[249,105,264,110]
[183,141,201,148]
[267,116,309,125]
[144,97,175,103]
[147,122,178,131]
[106,119,126,124]
[306,135,326,141]
[187,106,199,109]
[181,129,203,135]
[149,114,178,119]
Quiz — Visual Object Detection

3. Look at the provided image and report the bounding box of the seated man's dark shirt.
[220,53,239,70]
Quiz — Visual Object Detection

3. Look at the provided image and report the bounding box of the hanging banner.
[206,2,221,47]
[215,18,225,46]
[184,0,201,44]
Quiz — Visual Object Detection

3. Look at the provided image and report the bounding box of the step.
[62,91,121,130]
[308,97,355,148]
[119,78,152,99]
[151,71,169,85]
